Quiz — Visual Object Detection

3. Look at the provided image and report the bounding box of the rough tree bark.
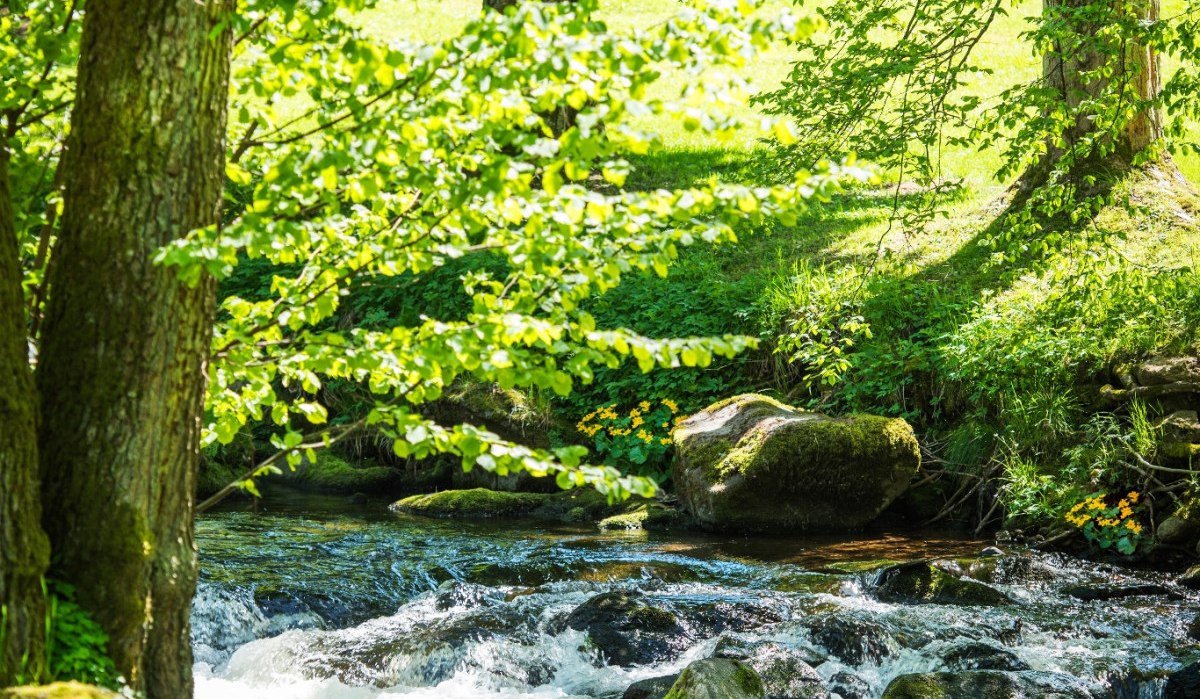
[33,0,233,695]
[1035,0,1163,176]
[0,143,51,687]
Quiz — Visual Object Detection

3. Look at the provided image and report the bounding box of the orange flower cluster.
[1065,491,1143,535]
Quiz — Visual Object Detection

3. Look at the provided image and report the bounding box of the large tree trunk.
[1039,0,1163,169]
[0,146,51,687]
[34,1,232,695]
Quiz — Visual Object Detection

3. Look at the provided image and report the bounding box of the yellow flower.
[629,408,641,418]
[636,429,653,443]
[1125,520,1142,534]
[1117,499,1129,509]
[1070,502,1084,513]
[662,398,679,414]
[631,416,645,428]
[1120,507,1133,519]
[1128,491,1140,503]
[639,401,651,411]
[1088,499,1105,511]
[660,438,672,445]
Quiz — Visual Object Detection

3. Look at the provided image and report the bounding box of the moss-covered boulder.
[663,658,766,699]
[672,394,920,532]
[881,671,1096,698]
[873,560,1013,606]
[0,684,120,699]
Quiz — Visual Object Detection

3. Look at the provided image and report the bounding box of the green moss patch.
[392,488,693,531]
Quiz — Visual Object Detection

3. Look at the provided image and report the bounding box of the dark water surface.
[192,491,1198,698]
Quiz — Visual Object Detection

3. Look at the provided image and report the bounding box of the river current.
[191,492,1199,698]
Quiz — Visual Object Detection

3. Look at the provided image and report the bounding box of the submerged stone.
[663,658,766,699]
[623,674,680,699]
[672,394,920,533]
[802,614,895,665]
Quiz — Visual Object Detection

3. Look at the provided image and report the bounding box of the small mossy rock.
[623,674,680,699]
[710,637,827,698]
[672,394,920,533]
[664,658,766,699]
[565,591,689,667]
[1164,662,1200,699]
[1136,356,1200,386]
[598,502,692,532]
[874,560,1013,606]
[0,684,120,699]
[881,671,1096,699]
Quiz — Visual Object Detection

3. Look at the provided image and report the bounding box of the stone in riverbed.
[942,641,1029,672]
[563,590,689,667]
[711,637,829,699]
[1064,583,1177,601]
[623,674,680,699]
[873,560,1013,606]
[802,614,896,665]
[881,671,1097,698]
[662,658,766,699]
[672,394,920,533]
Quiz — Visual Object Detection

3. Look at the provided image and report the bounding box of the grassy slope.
[358,0,1200,525]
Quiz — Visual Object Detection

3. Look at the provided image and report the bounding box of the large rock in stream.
[661,658,766,699]
[882,671,1097,698]
[672,394,920,532]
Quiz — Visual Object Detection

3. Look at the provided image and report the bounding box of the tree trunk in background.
[1039,0,1163,168]
[35,1,232,695]
[483,0,581,135]
[0,147,50,687]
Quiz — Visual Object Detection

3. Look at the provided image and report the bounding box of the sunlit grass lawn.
[356,0,1200,358]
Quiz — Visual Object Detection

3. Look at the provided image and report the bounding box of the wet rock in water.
[881,671,1097,698]
[434,580,501,610]
[828,672,872,699]
[710,637,828,699]
[623,674,681,699]
[964,553,1064,586]
[0,684,120,699]
[803,615,895,665]
[1156,515,1198,546]
[874,560,1013,606]
[564,590,690,667]
[942,641,1030,671]
[662,658,766,699]
[678,597,787,636]
[672,394,920,533]
[980,546,1005,557]
[1176,565,1200,590]
[713,635,826,666]
[1065,583,1176,601]
[1165,661,1200,699]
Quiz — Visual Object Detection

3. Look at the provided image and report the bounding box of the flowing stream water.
[192,491,1199,698]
